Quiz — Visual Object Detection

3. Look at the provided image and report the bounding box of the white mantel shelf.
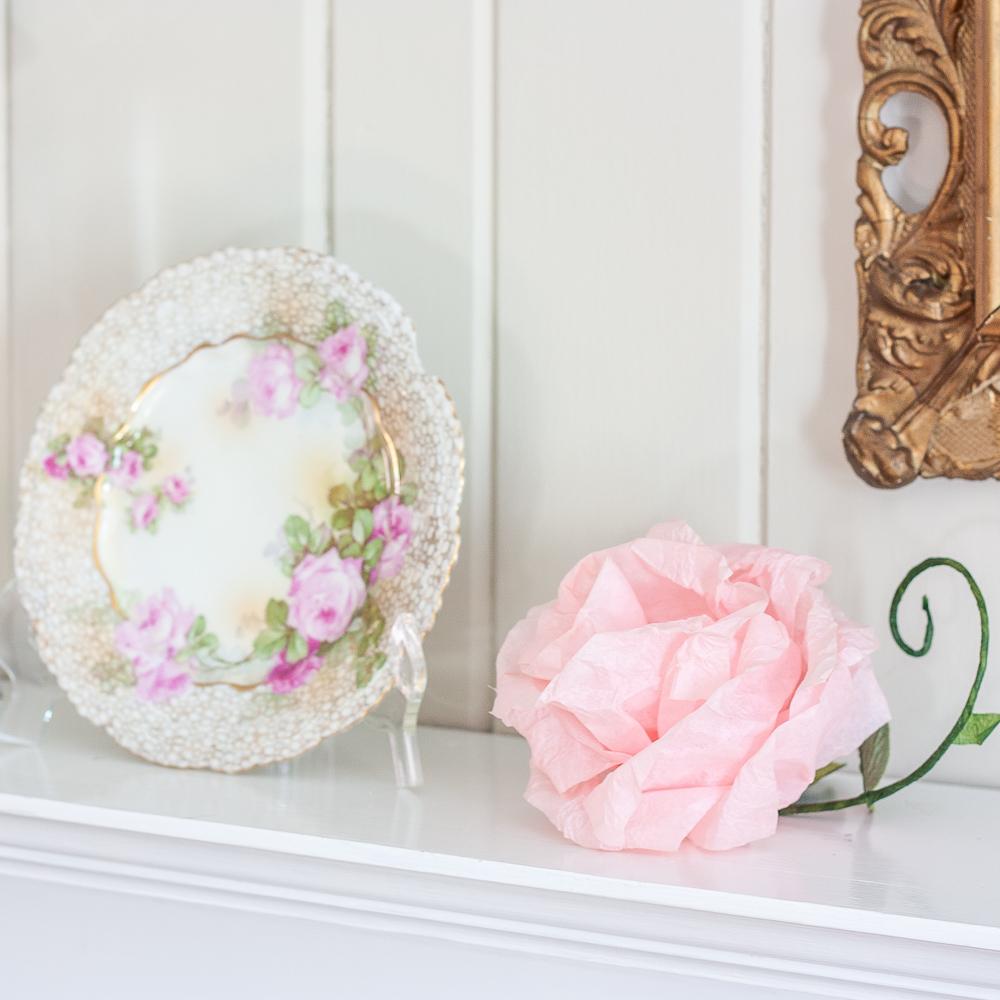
[0,705,996,1000]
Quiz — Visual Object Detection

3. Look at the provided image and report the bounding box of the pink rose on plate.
[108,449,144,489]
[42,453,69,480]
[161,474,192,506]
[115,588,195,702]
[65,432,108,478]
[266,639,323,694]
[131,492,160,531]
[134,658,194,703]
[492,521,891,853]
[317,323,369,402]
[286,549,367,643]
[247,342,303,419]
[370,495,413,581]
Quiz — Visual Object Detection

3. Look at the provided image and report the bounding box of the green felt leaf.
[353,508,374,544]
[284,514,311,552]
[188,615,206,641]
[266,599,288,630]
[810,761,845,786]
[954,712,1000,745]
[285,630,308,664]
[859,723,890,793]
[299,381,322,409]
[254,628,288,659]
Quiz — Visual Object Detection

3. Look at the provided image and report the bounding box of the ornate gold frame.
[844,0,1000,486]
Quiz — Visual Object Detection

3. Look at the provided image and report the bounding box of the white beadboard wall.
[494,0,757,642]
[0,0,997,787]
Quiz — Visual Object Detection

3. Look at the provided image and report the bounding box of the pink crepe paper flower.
[161,474,192,506]
[286,548,367,643]
[65,432,108,478]
[131,492,160,530]
[266,639,324,693]
[317,323,369,402]
[247,342,303,419]
[370,495,413,581]
[492,521,891,854]
[108,449,144,489]
[115,588,195,703]
[43,453,69,480]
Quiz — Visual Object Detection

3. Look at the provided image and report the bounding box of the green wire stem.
[779,558,989,815]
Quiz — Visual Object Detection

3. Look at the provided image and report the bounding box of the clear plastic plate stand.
[0,581,61,745]
[367,612,427,788]
[0,581,425,785]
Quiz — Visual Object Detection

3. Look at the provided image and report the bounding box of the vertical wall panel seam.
[486,0,515,737]
[326,0,335,256]
[488,0,499,675]
[760,0,773,547]
[301,0,332,255]
[3,0,11,573]
[739,0,769,547]
[470,0,498,727]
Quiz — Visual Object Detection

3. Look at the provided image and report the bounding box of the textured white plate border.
[14,247,463,771]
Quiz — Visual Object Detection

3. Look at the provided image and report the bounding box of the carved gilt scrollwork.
[844,0,1000,486]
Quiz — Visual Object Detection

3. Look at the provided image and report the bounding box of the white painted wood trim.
[0,798,995,999]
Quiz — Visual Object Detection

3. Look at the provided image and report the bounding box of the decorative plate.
[14,247,462,771]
